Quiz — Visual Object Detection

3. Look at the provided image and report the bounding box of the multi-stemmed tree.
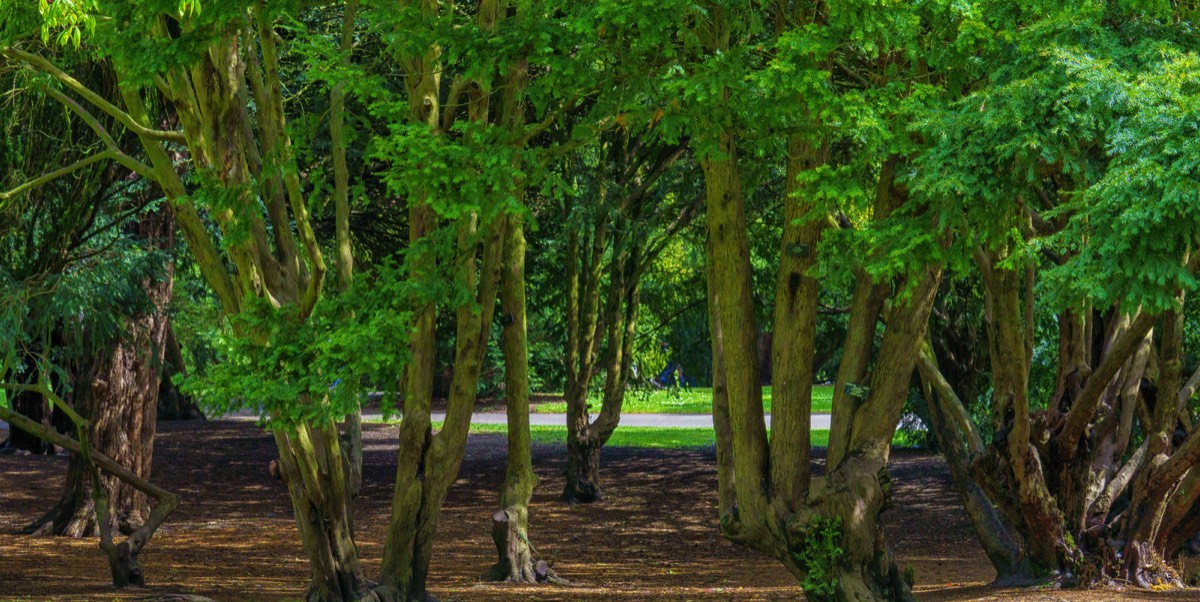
[913,1,1200,587]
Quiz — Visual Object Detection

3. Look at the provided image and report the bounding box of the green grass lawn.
[387,418,916,450]
[531,384,834,415]
[465,423,832,448]
[458,423,919,449]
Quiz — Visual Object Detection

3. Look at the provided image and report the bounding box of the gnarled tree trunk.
[27,208,174,538]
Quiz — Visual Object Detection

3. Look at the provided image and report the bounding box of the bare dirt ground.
[0,421,1197,601]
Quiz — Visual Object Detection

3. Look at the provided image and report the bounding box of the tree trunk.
[561,206,609,503]
[769,134,826,511]
[700,102,931,598]
[563,231,641,504]
[273,420,369,602]
[27,208,174,538]
[157,322,204,421]
[916,343,1034,584]
[486,215,559,583]
[972,256,1072,575]
[700,134,771,538]
[1121,305,1188,586]
[331,0,364,536]
[562,436,603,504]
[381,213,502,602]
[799,453,916,602]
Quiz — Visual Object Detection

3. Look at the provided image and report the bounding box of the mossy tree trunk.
[926,228,1200,588]
[380,212,503,601]
[331,0,364,531]
[487,213,561,583]
[694,28,938,588]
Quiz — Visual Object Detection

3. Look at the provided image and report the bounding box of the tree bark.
[273,420,369,602]
[381,213,502,601]
[486,215,560,583]
[916,343,1034,584]
[698,91,932,597]
[27,208,174,538]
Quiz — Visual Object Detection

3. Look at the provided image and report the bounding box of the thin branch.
[516,94,584,148]
[42,86,158,181]
[439,76,471,133]
[0,150,117,201]
[4,47,188,144]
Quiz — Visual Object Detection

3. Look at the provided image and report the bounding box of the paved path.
[215,411,832,429]
[1,412,834,432]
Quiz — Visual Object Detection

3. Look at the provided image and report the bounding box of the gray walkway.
[217,411,833,430]
[1,412,834,432]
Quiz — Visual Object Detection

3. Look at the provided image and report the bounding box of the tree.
[26,207,174,539]
[2,2,371,596]
[0,44,178,549]
[559,134,695,503]
[640,1,947,598]
[911,1,1200,587]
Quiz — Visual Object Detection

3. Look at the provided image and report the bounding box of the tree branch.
[1058,311,1156,454]
[42,86,159,181]
[0,150,118,201]
[4,47,187,144]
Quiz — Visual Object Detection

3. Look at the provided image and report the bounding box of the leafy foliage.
[181,261,415,426]
[792,515,846,601]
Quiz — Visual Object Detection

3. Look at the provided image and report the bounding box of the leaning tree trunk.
[916,342,1035,584]
[26,208,174,538]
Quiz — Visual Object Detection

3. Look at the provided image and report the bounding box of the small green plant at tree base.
[791,515,846,601]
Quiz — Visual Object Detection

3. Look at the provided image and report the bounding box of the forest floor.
[0,420,1198,601]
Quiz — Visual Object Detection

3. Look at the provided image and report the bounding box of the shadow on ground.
[0,422,1194,601]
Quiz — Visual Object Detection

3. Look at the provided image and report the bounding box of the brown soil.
[0,421,1196,601]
